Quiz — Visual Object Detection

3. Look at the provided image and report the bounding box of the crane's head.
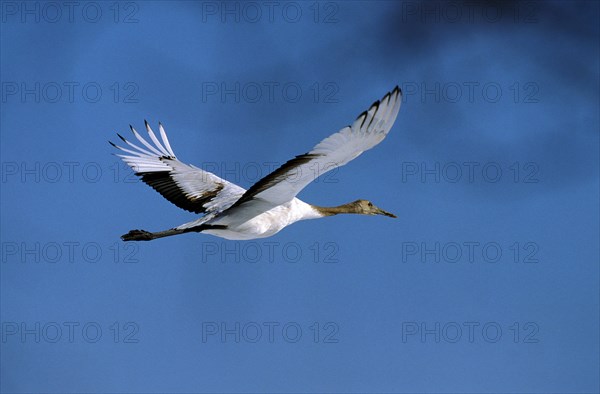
[351,199,396,218]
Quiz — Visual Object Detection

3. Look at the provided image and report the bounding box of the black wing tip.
[144,119,151,128]
[362,101,381,128]
[356,111,368,128]
[117,133,127,143]
[356,110,368,121]
[381,86,401,104]
[366,100,381,129]
[108,140,118,148]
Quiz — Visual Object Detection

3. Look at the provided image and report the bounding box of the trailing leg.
[121,224,228,241]
[121,228,184,241]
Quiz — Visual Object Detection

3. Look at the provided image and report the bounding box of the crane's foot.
[121,229,155,241]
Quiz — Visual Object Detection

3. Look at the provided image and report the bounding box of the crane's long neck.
[311,202,358,217]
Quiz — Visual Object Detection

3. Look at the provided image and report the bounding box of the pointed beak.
[376,208,397,218]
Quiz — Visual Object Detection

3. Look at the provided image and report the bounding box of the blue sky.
[1,1,599,392]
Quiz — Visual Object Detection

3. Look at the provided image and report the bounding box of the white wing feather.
[111,122,245,214]
[226,86,402,214]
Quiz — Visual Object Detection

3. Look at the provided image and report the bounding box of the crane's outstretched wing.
[224,86,402,216]
[110,121,245,214]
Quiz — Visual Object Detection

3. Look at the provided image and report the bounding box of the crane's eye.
[368,202,373,207]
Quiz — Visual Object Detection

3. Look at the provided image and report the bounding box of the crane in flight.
[110,85,402,241]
